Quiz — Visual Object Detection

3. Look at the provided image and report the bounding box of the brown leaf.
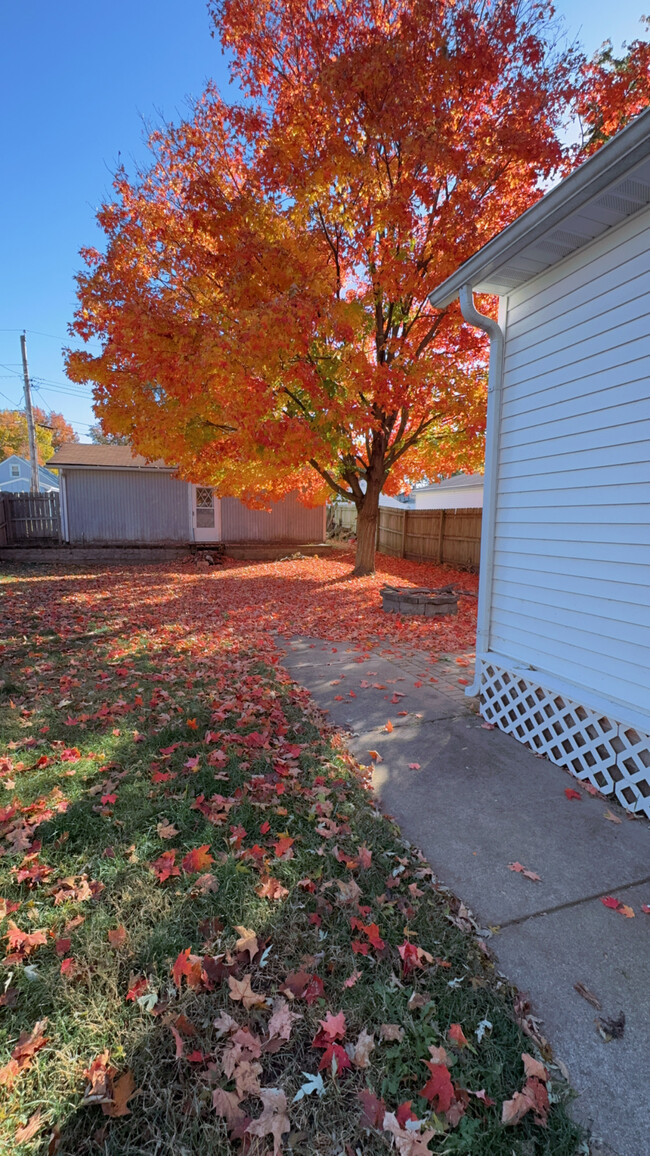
[522,1053,547,1082]
[15,1109,42,1143]
[603,809,621,824]
[336,877,362,904]
[268,997,302,1041]
[246,1088,290,1156]
[574,982,601,1010]
[508,861,541,882]
[380,1023,405,1042]
[102,1070,136,1118]
[228,974,266,1010]
[107,926,127,948]
[234,925,258,960]
[234,1059,263,1099]
[156,820,178,840]
[383,1112,437,1155]
[213,1087,246,1130]
[347,1028,375,1068]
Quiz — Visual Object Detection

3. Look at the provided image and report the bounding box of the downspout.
[457,284,505,697]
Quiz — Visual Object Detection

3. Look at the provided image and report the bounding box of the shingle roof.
[47,444,175,470]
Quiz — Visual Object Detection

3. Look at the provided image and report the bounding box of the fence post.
[437,509,446,564]
[400,510,407,558]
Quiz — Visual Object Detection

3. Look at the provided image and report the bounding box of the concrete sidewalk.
[282,637,650,1156]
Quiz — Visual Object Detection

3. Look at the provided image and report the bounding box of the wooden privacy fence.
[377,506,482,570]
[3,492,61,544]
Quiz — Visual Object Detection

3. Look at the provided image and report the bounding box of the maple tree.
[67,0,579,573]
[576,18,650,153]
[0,407,77,466]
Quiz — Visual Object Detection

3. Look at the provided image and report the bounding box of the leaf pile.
[0,564,581,1154]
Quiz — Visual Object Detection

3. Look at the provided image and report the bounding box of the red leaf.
[420,1062,455,1112]
[564,788,581,800]
[181,845,213,874]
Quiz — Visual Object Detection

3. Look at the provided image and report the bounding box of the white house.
[0,454,59,493]
[410,474,483,510]
[429,108,650,818]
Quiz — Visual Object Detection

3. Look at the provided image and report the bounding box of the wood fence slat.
[4,492,61,544]
[377,505,481,570]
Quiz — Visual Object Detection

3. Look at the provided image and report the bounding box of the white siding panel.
[506,210,650,329]
[492,202,650,728]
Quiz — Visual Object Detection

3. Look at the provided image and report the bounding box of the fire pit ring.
[380,584,459,617]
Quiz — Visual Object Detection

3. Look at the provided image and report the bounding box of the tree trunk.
[353,478,382,576]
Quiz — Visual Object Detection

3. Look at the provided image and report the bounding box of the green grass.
[0,565,586,1155]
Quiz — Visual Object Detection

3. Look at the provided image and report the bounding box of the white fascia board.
[428,107,650,309]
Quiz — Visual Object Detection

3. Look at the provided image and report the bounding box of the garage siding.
[65,470,190,543]
[221,493,325,542]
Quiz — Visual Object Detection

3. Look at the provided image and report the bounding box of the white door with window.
[192,485,221,542]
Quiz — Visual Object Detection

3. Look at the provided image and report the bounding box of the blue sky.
[0,0,647,441]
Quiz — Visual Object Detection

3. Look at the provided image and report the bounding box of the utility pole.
[20,332,40,494]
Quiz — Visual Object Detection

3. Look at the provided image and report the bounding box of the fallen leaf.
[108,926,127,948]
[408,762,421,770]
[246,1088,290,1156]
[347,1028,375,1068]
[603,809,621,824]
[156,820,179,839]
[15,1109,42,1143]
[228,974,266,1010]
[447,1022,470,1049]
[420,1061,455,1112]
[508,861,542,882]
[357,1088,386,1128]
[181,845,213,874]
[268,998,302,1041]
[213,1086,247,1130]
[103,1070,136,1118]
[367,749,383,763]
[234,925,258,960]
[292,1070,325,1102]
[522,1053,547,1082]
[380,1023,405,1042]
[384,720,393,733]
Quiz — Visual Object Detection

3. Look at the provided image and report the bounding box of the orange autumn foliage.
[67,0,580,572]
[576,17,650,153]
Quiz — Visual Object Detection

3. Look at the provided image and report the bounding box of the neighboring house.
[0,454,59,493]
[429,108,650,817]
[332,475,483,525]
[47,445,326,546]
[410,474,483,510]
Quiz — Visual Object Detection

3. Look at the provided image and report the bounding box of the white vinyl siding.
[491,204,650,724]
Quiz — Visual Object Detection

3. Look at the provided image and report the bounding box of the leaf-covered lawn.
[0,564,582,1155]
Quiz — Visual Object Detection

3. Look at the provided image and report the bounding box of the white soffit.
[429,108,650,306]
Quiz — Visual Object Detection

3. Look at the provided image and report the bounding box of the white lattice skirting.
[479,662,650,819]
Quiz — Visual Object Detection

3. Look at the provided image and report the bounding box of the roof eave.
[428,107,650,308]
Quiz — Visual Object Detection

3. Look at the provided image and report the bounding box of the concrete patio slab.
[281,636,650,1156]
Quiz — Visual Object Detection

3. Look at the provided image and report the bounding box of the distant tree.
[0,408,77,465]
[89,422,130,446]
[577,18,650,152]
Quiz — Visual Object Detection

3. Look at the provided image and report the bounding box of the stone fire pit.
[380,584,459,617]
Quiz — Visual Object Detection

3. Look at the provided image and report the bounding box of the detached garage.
[48,445,326,550]
[429,108,650,817]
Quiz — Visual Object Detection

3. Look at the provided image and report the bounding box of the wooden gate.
[4,492,61,543]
